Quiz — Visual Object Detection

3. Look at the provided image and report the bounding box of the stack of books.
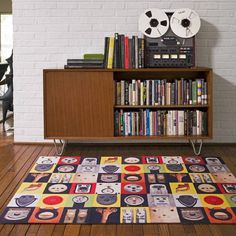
[65,54,104,69]
[64,59,104,69]
[104,33,145,69]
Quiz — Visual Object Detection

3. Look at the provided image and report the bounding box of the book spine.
[103,37,109,68]
[146,109,150,136]
[129,83,132,105]
[107,37,114,69]
[114,110,119,136]
[146,80,150,106]
[120,35,125,68]
[132,80,136,106]
[121,81,125,105]
[113,33,119,68]
[192,81,197,105]
[197,79,202,105]
[124,81,129,105]
[124,36,129,69]
[178,110,185,136]
[129,38,132,69]
[134,36,138,69]
[138,38,142,68]
[189,80,192,104]
[141,38,145,68]
[116,81,121,105]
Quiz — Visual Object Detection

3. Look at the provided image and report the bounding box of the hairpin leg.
[53,139,67,156]
[189,139,203,156]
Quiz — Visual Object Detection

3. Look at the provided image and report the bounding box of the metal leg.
[189,139,203,156]
[53,139,67,156]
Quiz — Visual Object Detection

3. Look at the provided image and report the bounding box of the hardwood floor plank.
[154,224,170,236]
[116,225,133,236]
[194,225,214,236]
[0,145,26,175]
[51,225,66,236]
[132,224,143,236]
[104,224,116,236]
[142,224,156,236]
[183,225,197,236]
[0,146,45,210]
[9,224,31,236]
[24,225,40,236]
[168,224,185,236]
[36,224,55,236]
[63,225,81,236]
[0,224,14,236]
[78,224,91,236]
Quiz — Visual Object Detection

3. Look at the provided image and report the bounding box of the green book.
[83,54,104,60]
[192,81,197,105]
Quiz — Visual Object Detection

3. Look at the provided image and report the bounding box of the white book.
[135,80,139,106]
[129,83,132,106]
[146,80,150,106]
[178,110,185,136]
[150,111,153,136]
[140,82,144,106]
[132,80,136,105]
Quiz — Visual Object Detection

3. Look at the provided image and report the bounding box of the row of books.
[114,109,208,136]
[104,33,144,69]
[115,78,208,106]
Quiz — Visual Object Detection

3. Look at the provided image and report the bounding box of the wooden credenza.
[43,68,212,142]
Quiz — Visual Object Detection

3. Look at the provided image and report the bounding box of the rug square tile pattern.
[1,156,236,224]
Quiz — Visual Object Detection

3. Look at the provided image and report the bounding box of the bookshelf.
[43,67,212,155]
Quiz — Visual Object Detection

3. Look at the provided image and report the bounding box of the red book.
[124,36,129,69]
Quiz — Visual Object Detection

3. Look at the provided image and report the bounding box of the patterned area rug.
[1,156,236,224]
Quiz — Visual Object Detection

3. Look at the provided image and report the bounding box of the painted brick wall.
[12,0,236,142]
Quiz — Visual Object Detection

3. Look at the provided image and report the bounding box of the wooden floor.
[0,130,236,235]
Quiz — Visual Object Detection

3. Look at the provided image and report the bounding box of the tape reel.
[139,8,201,39]
[170,8,201,38]
[138,9,169,38]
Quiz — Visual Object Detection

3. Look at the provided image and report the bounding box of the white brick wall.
[12,0,236,143]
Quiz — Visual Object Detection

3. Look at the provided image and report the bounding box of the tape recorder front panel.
[144,27,195,68]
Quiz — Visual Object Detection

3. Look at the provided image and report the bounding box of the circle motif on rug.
[43,196,63,205]
[124,174,142,182]
[204,196,224,205]
[48,184,68,193]
[185,157,201,164]
[72,195,89,204]
[61,157,78,164]
[198,184,217,193]
[189,165,206,172]
[124,195,144,206]
[58,165,74,172]
[124,157,140,164]
[125,165,140,172]
[124,184,143,193]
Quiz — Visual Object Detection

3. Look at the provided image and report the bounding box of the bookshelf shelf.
[43,67,213,154]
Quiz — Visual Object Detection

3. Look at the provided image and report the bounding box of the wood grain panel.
[44,71,114,138]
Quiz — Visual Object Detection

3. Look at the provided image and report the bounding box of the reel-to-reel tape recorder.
[138,8,201,68]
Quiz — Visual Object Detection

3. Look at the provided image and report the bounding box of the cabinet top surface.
[44,67,212,73]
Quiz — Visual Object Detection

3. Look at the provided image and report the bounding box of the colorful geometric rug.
[1,156,236,224]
